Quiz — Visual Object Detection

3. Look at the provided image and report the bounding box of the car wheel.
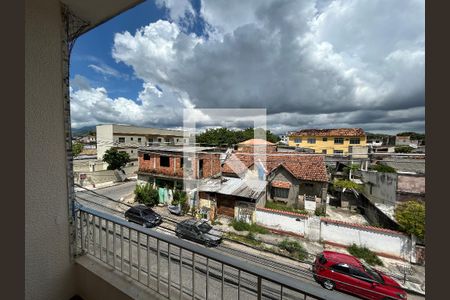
[322,279,335,290]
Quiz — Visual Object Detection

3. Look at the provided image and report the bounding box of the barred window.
[307,138,316,144]
[350,138,360,144]
[334,138,344,144]
[273,187,289,198]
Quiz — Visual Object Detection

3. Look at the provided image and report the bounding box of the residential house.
[222,152,329,213]
[198,176,266,222]
[288,128,367,155]
[236,138,277,153]
[137,145,222,205]
[96,124,188,161]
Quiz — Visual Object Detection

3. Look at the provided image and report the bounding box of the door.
[330,264,361,295]
[217,196,235,217]
[349,267,378,299]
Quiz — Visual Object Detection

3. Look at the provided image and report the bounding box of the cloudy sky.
[70,0,424,134]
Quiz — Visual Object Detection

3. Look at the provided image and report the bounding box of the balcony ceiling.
[61,0,144,34]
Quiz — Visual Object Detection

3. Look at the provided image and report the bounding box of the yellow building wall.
[288,135,367,155]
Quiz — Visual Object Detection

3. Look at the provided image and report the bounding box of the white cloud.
[72,0,424,134]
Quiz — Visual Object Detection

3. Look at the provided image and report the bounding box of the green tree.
[196,127,280,146]
[134,183,159,207]
[394,200,425,240]
[102,148,130,170]
[395,146,414,153]
[72,142,84,157]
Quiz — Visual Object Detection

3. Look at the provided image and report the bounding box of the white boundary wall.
[256,208,413,260]
[256,208,307,236]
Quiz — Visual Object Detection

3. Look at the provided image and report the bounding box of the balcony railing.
[75,206,350,300]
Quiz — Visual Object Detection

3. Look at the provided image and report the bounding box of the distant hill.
[72,125,96,137]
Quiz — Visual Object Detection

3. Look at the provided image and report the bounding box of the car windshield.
[141,209,154,216]
[197,221,212,233]
[361,261,383,283]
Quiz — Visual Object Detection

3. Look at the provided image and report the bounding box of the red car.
[312,251,407,300]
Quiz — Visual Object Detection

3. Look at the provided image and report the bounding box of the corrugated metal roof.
[379,159,425,174]
[199,177,266,200]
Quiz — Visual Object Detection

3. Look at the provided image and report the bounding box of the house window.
[307,138,316,144]
[118,137,125,143]
[130,137,133,141]
[334,150,344,155]
[160,156,170,167]
[304,182,314,187]
[143,153,150,160]
[273,187,289,198]
[158,138,162,142]
[180,157,184,168]
[350,138,360,144]
[199,159,204,177]
[138,137,142,142]
[130,150,134,153]
[322,149,327,154]
[334,137,344,144]
[323,138,328,142]
[294,138,301,143]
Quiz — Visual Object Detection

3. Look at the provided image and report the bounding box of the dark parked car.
[175,219,222,247]
[124,205,162,228]
[312,251,407,300]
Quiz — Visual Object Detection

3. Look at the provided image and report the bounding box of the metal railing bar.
[77,206,350,300]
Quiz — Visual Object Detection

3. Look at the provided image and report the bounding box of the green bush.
[394,200,425,240]
[230,219,269,234]
[314,206,326,217]
[265,201,308,214]
[369,164,396,173]
[172,190,189,213]
[347,244,383,266]
[395,146,414,153]
[134,183,159,207]
[333,179,363,191]
[278,239,308,260]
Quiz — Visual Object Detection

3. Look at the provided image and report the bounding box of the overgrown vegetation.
[347,244,383,266]
[172,190,189,214]
[395,146,414,153]
[314,206,326,217]
[211,220,223,225]
[265,201,308,214]
[229,219,270,234]
[134,183,159,207]
[333,179,363,191]
[397,132,425,144]
[369,164,396,173]
[225,232,262,247]
[196,127,280,146]
[278,239,308,260]
[394,200,425,240]
[102,148,130,170]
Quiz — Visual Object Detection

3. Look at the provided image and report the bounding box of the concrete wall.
[96,124,114,160]
[397,174,425,195]
[320,219,412,259]
[360,170,398,205]
[256,208,307,236]
[25,0,76,298]
[256,208,413,259]
[74,165,138,186]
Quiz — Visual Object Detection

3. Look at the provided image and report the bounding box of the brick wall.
[138,152,221,179]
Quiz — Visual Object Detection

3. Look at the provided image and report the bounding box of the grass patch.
[265,201,308,215]
[229,219,269,234]
[226,232,262,247]
[278,239,308,260]
[347,244,384,266]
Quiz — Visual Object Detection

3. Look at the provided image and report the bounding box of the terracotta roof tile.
[271,181,292,188]
[238,139,275,145]
[222,153,329,182]
[289,128,365,137]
